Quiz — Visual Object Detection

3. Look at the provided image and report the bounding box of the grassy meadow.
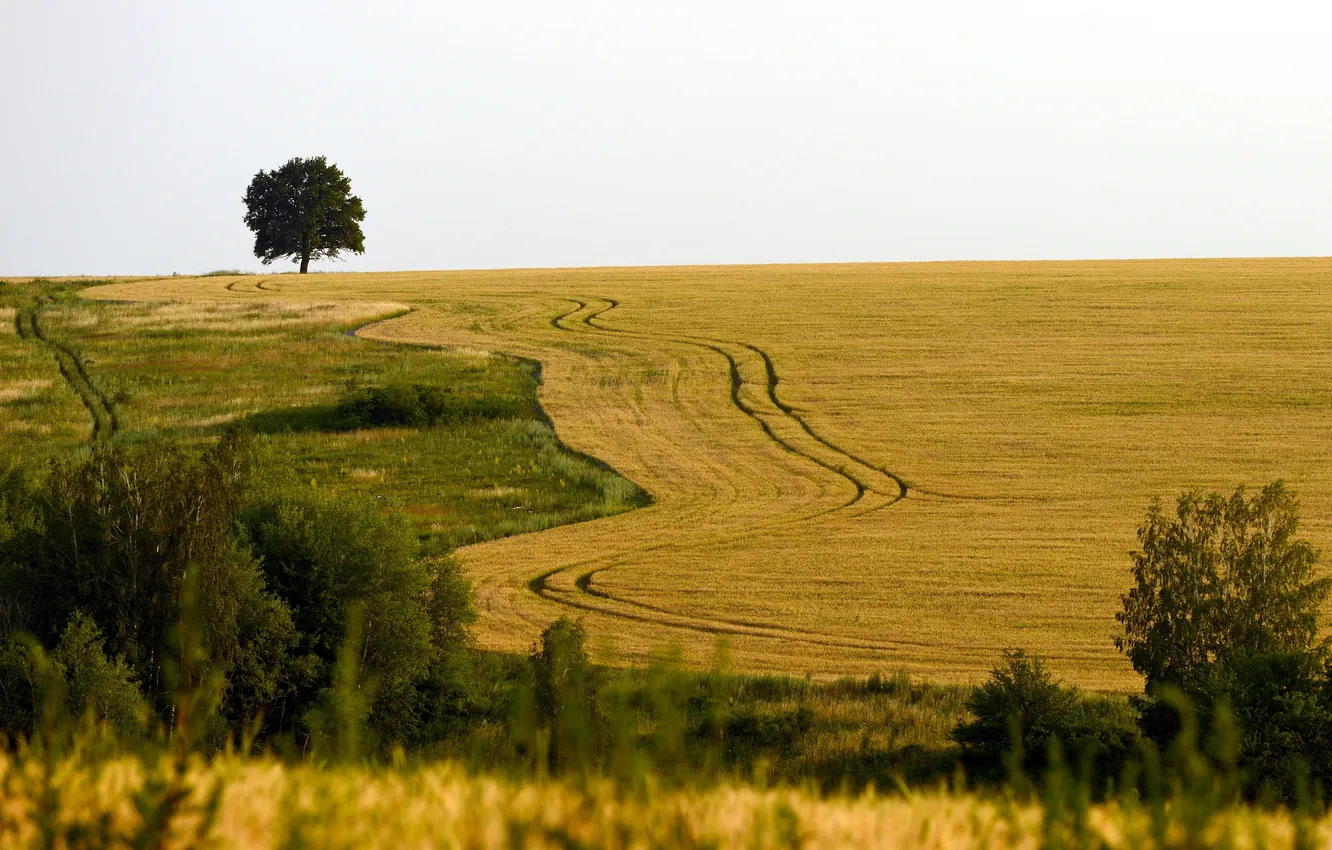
[0,278,643,548]
[85,260,1332,690]
[0,282,92,456]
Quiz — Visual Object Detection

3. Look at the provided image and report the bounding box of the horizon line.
[4,254,1332,279]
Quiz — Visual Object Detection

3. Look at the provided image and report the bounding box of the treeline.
[0,432,476,753]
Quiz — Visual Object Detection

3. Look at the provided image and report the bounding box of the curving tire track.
[16,300,119,443]
[579,300,1003,504]
[225,277,275,293]
[558,300,872,520]
[523,297,965,654]
[584,299,907,507]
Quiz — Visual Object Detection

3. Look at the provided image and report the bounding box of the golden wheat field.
[0,751,1318,849]
[85,258,1332,690]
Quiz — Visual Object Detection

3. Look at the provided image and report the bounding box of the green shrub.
[337,383,523,429]
[0,638,39,736]
[953,650,1139,781]
[720,706,815,763]
[0,433,295,734]
[240,489,433,748]
[530,618,600,773]
[303,607,373,764]
[954,650,1077,756]
[51,612,149,737]
[0,613,148,740]
[0,459,36,552]
[1189,650,1332,798]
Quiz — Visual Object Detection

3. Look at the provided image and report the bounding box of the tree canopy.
[1116,481,1331,692]
[242,156,366,273]
[0,434,475,751]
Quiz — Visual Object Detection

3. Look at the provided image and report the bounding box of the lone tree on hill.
[242,156,365,273]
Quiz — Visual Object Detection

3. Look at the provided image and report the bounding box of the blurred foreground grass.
[1,748,1325,850]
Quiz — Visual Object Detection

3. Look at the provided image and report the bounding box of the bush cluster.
[337,382,524,429]
[953,650,1138,783]
[0,433,476,754]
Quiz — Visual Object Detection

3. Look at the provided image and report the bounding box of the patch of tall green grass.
[0,290,647,547]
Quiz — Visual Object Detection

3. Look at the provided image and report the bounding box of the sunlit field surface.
[87,259,1332,690]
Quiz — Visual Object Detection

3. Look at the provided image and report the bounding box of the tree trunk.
[299,252,310,274]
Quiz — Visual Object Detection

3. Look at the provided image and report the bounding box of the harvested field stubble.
[86,259,1332,689]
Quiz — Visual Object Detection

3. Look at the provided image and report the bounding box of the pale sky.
[2,1,1329,275]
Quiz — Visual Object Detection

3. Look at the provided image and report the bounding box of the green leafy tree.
[530,617,600,772]
[1116,482,1331,692]
[242,156,366,273]
[0,434,297,731]
[51,612,149,737]
[402,554,480,747]
[1200,650,1332,797]
[240,491,432,746]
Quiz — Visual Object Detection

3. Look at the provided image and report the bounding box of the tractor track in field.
[225,277,276,292]
[586,299,910,507]
[558,299,902,507]
[523,296,966,655]
[581,300,991,503]
[15,299,119,442]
